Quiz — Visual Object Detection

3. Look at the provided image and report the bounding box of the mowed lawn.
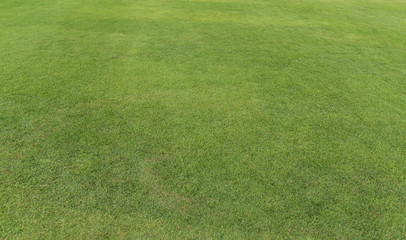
[1,0,406,238]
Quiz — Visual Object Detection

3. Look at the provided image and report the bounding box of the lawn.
[1,0,406,238]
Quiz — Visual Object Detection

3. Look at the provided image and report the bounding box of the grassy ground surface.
[1,0,406,239]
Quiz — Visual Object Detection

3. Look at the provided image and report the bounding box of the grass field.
[1,0,406,238]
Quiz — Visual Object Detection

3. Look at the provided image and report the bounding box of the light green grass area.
[1,0,406,238]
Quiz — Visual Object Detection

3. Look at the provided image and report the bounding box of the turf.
[1,0,406,238]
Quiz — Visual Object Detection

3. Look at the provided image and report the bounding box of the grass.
[1,0,406,238]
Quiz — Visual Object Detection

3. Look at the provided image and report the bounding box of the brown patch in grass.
[138,154,195,212]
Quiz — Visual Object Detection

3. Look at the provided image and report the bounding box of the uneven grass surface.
[1,0,406,238]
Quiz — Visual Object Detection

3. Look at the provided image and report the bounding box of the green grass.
[1,0,406,238]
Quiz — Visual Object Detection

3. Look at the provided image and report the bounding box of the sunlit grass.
[1,0,405,238]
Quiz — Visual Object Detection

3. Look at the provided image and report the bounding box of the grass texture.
[1,0,406,239]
